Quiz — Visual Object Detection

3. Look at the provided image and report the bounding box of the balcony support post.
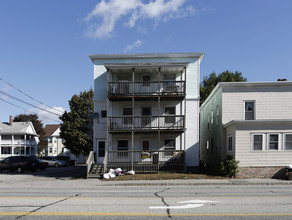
[157,67,161,172]
[105,68,110,172]
[131,68,135,171]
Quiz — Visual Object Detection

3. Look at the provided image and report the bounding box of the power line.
[0,76,64,114]
[0,90,62,117]
[0,97,29,112]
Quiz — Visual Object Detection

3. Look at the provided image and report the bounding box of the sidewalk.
[96,178,292,186]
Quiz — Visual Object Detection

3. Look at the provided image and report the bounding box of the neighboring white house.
[89,53,204,172]
[0,116,39,160]
[200,81,292,178]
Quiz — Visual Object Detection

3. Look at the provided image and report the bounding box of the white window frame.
[228,135,233,152]
[216,105,219,125]
[284,133,292,151]
[244,100,256,120]
[251,133,264,151]
[267,133,280,151]
[211,110,214,125]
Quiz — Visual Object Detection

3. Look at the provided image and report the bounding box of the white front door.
[97,141,105,164]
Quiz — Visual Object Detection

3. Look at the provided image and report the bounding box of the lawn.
[102,172,227,181]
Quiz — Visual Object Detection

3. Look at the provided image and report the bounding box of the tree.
[13,114,46,153]
[200,70,247,105]
[59,89,94,157]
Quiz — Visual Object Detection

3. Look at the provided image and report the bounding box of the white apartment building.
[90,53,204,173]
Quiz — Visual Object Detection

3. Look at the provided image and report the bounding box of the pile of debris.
[103,168,135,179]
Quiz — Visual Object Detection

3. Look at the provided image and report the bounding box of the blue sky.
[0,0,291,125]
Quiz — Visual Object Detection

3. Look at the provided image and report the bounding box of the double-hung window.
[285,134,292,150]
[228,136,233,151]
[268,134,279,150]
[252,134,263,151]
[164,139,175,157]
[245,101,255,120]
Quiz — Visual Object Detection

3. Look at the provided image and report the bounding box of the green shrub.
[220,155,239,177]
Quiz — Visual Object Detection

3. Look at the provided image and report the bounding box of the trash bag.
[115,168,122,176]
[127,170,135,175]
[103,173,110,179]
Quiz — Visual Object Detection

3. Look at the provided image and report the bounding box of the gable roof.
[44,124,60,137]
[0,122,37,135]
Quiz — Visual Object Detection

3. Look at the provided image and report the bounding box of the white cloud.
[29,106,65,125]
[85,0,193,39]
[124,40,143,52]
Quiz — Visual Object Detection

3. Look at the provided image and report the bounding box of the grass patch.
[102,172,227,181]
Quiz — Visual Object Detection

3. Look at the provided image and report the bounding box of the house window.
[14,135,25,140]
[285,134,292,150]
[252,134,263,151]
[245,101,255,120]
[211,111,214,125]
[1,135,12,140]
[101,110,107,118]
[164,139,175,156]
[165,107,175,124]
[216,105,219,125]
[14,147,25,155]
[207,114,210,130]
[142,75,150,86]
[1,146,12,154]
[118,140,128,157]
[210,138,214,154]
[98,141,105,157]
[268,134,279,150]
[49,147,53,153]
[206,140,209,155]
[123,108,132,125]
[228,136,233,151]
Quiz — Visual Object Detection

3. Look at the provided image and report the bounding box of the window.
[164,139,175,156]
[14,147,25,155]
[123,108,132,125]
[142,140,150,151]
[142,107,151,127]
[49,148,53,153]
[101,110,107,118]
[210,138,214,154]
[207,114,210,130]
[211,111,214,125]
[142,75,150,86]
[1,135,12,140]
[216,105,219,125]
[165,107,175,124]
[118,140,128,157]
[98,141,105,157]
[285,134,292,150]
[228,136,233,151]
[268,134,279,150]
[206,140,209,155]
[245,101,255,120]
[1,146,12,154]
[14,135,25,140]
[252,134,263,151]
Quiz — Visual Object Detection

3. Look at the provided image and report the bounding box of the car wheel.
[54,163,59,168]
[17,167,23,173]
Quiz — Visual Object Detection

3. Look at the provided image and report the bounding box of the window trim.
[268,133,280,151]
[251,133,264,151]
[284,133,292,151]
[228,135,233,152]
[244,100,255,120]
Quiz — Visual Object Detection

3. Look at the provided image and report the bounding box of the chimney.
[9,115,13,126]
[277,78,288,81]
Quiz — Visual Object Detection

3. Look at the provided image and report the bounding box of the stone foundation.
[236,166,286,179]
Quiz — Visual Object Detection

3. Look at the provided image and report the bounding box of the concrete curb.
[97,179,292,186]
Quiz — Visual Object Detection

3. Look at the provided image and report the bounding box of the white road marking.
[149,199,219,210]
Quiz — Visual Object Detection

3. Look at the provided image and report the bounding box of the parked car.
[55,156,72,166]
[38,156,67,167]
[0,156,48,173]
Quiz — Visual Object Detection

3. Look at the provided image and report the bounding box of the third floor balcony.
[108,81,185,100]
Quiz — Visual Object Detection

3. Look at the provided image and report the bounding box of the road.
[0,168,292,219]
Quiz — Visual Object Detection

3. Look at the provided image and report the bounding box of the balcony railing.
[108,81,185,96]
[108,115,185,131]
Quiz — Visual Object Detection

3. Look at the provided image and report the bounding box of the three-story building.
[90,53,204,173]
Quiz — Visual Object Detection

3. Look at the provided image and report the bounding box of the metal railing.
[108,81,185,96]
[86,151,95,176]
[107,150,184,164]
[108,115,185,131]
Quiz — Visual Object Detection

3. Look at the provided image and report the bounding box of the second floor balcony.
[108,81,185,100]
[108,115,185,133]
